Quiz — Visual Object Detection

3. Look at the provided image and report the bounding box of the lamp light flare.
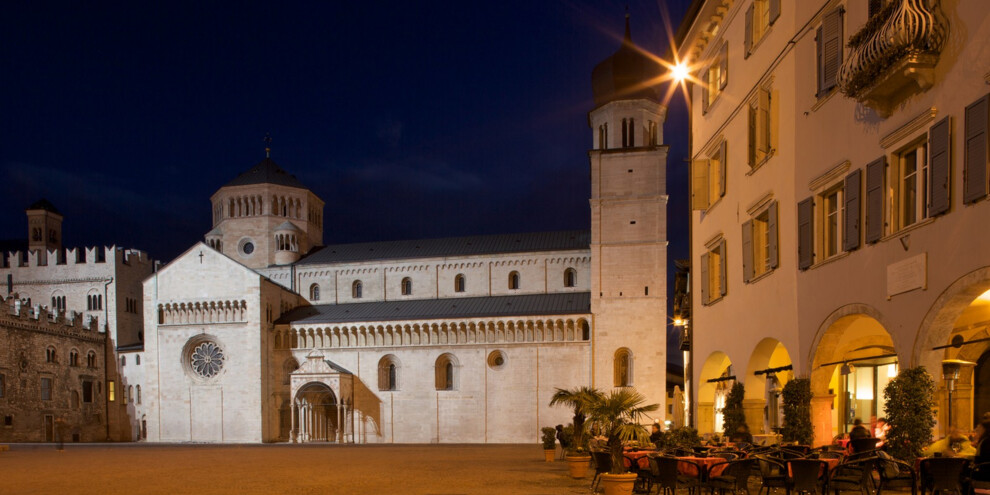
[671,62,690,82]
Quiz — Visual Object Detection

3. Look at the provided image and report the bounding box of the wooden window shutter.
[742,220,754,283]
[701,68,711,113]
[719,43,728,90]
[719,140,727,198]
[865,156,886,243]
[815,26,824,96]
[769,0,781,25]
[718,239,727,297]
[964,94,989,204]
[843,169,862,252]
[797,197,814,270]
[744,5,754,57]
[929,117,951,216]
[700,252,710,304]
[757,88,771,155]
[748,105,757,166]
[822,8,843,94]
[768,201,779,269]
[692,159,711,210]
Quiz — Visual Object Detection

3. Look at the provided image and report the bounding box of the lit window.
[508,271,520,290]
[743,202,779,282]
[614,348,632,387]
[822,186,843,259]
[691,139,726,210]
[108,381,115,402]
[745,0,779,57]
[889,140,930,231]
[701,239,727,304]
[748,87,773,168]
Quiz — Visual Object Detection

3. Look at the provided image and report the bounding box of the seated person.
[923,428,976,457]
[874,418,890,448]
[649,423,663,446]
[849,419,871,440]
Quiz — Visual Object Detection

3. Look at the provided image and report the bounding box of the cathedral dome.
[591,16,662,108]
[224,158,307,190]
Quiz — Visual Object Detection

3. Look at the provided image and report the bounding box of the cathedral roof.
[26,198,62,215]
[296,230,590,265]
[277,292,591,325]
[591,16,662,107]
[223,157,307,190]
[274,221,301,232]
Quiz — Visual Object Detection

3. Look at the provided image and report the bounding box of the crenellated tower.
[207,146,325,270]
[588,15,668,411]
[26,199,63,260]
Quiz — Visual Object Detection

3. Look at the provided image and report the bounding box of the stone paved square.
[1,444,592,495]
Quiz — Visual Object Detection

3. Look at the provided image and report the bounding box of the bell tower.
[26,198,63,255]
[588,15,668,410]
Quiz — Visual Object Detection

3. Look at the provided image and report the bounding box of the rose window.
[190,342,225,378]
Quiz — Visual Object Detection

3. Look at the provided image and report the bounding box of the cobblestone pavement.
[0,443,594,495]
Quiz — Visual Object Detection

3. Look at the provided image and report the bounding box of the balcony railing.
[837,0,947,116]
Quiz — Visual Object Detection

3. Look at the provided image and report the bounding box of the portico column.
[291,402,297,443]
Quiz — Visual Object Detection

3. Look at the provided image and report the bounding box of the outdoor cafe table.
[677,456,728,477]
[787,457,841,476]
[623,449,657,470]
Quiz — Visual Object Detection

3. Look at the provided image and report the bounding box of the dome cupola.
[591,15,662,108]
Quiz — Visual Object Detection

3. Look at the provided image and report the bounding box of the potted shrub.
[550,387,602,478]
[721,382,747,439]
[781,378,814,446]
[541,426,557,461]
[585,389,660,495]
[883,366,936,461]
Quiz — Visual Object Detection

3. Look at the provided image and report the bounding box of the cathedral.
[2,20,670,443]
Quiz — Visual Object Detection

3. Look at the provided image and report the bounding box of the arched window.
[46,346,57,363]
[136,385,142,405]
[378,355,399,391]
[120,355,126,367]
[401,277,412,296]
[564,268,577,288]
[454,274,465,293]
[614,348,632,387]
[70,349,79,367]
[435,353,458,391]
[136,355,141,365]
[128,385,134,403]
[87,351,97,368]
[310,284,320,301]
[352,280,363,299]
[508,271,520,290]
[579,320,591,341]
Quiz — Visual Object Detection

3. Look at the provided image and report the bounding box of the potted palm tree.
[585,389,660,495]
[541,427,557,461]
[550,386,603,478]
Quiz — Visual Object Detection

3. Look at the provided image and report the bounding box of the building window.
[108,380,115,402]
[648,121,658,146]
[801,169,863,268]
[816,7,843,97]
[70,350,79,367]
[3,416,11,427]
[41,377,52,401]
[702,43,728,112]
[435,354,457,391]
[82,380,93,403]
[564,268,576,288]
[748,87,772,168]
[401,277,412,296]
[700,238,727,304]
[454,274,466,293]
[45,346,57,363]
[888,139,930,231]
[128,385,134,403]
[378,355,399,391]
[136,355,141,365]
[621,118,635,148]
[598,123,609,150]
[614,348,632,387]
[309,284,320,301]
[580,320,591,341]
[745,0,779,57]
[136,385,141,405]
[508,271,520,290]
[352,280,362,299]
[51,295,65,311]
[87,351,97,368]
[0,374,5,398]
[742,202,778,282]
[120,355,126,368]
[691,139,726,210]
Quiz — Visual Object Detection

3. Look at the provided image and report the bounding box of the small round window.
[487,350,506,370]
[237,238,256,257]
[243,242,254,254]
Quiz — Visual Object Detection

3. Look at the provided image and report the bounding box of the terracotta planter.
[565,454,591,478]
[544,449,556,462]
[600,473,637,495]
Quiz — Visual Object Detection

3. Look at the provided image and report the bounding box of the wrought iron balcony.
[837,0,948,117]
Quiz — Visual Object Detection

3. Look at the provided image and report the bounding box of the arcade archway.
[293,382,339,443]
[698,351,732,435]
[744,338,793,436]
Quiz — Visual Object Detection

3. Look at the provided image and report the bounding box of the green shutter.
[768,201,779,269]
[929,117,951,216]
[865,157,886,243]
[843,169,862,252]
[798,197,814,270]
[964,94,989,204]
[742,220,754,283]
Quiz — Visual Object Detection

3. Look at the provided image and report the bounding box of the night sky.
[2,1,693,361]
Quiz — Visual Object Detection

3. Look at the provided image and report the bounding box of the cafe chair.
[919,457,968,495]
[788,459,830,495]
[756,456,789,495]
[828,456,878,495]
[707,458,756,495]
[591,451,612,492]
[875,452,916,495]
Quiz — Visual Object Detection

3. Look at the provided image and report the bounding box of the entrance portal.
[293,382,339,443]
